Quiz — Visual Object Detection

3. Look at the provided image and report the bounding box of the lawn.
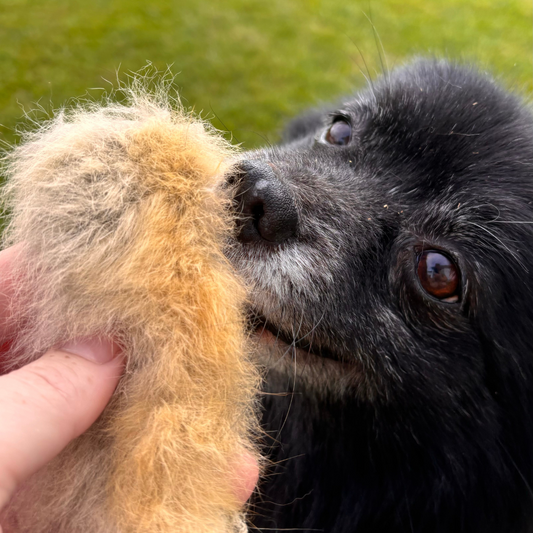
[0,0,532,148]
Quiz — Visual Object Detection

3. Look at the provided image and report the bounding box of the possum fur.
[0,87,259,533]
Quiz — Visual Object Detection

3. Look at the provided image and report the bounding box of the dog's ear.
[281,105,335,143]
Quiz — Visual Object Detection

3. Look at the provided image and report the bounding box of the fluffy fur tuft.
[0,86,259,532]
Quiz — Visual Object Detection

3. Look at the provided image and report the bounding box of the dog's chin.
[251,320,365,397]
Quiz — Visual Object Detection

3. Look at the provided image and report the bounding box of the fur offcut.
[0,86,259,532]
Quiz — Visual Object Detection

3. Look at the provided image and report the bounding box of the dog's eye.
[325,120,352,146]
[417,251,460,302]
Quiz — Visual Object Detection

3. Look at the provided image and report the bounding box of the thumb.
[0,338,123,511]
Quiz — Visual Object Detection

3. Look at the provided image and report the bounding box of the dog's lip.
[253,325,363,386]
[252,318,356,367]
[251,318,365,390]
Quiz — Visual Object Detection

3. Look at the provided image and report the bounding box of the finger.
[231,450,259,505]
[0,338,123,510]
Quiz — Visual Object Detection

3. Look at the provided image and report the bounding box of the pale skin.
[0,245,258,532]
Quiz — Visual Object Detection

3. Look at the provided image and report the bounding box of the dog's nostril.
[232,160,298,244]
[251,202,265,232]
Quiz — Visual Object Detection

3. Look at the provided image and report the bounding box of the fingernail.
[59,337,119,365]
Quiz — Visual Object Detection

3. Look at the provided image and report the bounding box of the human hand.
[0,245,125,530]
[0,245,257,531]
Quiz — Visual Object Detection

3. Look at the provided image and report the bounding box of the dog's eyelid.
[328,111,352,124]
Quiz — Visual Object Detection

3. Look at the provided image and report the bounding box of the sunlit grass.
[1,0,531,148]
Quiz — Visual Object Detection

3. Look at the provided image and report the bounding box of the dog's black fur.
[232,60,533,532]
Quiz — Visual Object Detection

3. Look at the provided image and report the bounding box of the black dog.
[230,59,533,532]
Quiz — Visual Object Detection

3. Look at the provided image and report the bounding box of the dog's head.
[228,58,533,533]
[229,59,533,417]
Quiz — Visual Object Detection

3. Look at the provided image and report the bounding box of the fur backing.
[0,86,259,532]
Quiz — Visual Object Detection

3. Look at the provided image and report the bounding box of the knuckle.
[22,360,81,409]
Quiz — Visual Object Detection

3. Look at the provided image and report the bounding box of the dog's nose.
[233,160,298,244]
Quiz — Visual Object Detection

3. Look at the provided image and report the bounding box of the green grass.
[0,0,532,148]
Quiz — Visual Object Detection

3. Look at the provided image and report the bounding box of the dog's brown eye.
[417,251,460,302]
[325,120,352,146]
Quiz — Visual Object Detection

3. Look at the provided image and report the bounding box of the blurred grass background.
[1,0,532,149]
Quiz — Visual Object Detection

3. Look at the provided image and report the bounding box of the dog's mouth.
[251,315,340,362]
[249,314,364,391]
